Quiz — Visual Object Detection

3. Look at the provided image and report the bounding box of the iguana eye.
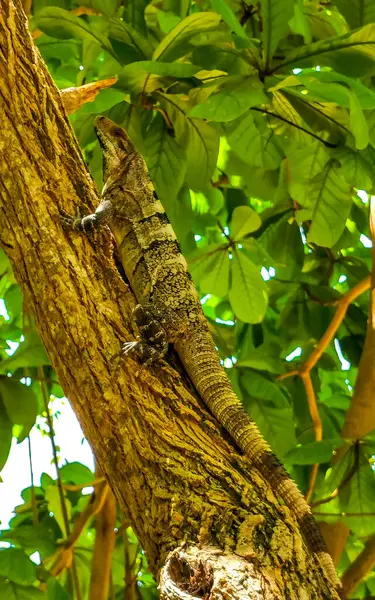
[114,127,123,137]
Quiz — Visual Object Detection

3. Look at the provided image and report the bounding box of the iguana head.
[94,116,138,182]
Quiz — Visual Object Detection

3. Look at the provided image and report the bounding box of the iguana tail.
[175,325,344,598]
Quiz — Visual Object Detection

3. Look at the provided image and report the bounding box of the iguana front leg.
[60,199,112,233]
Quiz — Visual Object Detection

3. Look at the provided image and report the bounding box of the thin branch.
[341,536,375,597]
[63,478,106,491]
[279,276,371,382]
[89,472,117,600]
[27,434,38,525]
[277,277,370,501]
[38,366,81,600]
[251,106,338,147]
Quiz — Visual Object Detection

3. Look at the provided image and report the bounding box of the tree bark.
[0,2,341,598]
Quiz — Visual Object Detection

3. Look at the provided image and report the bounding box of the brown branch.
[27,434,38,525]
[63,477,106,491]
[302,371,322,503]
[89,473,117,600]
[341,536,375,597]
[277,277,371,500]
[279,276,371,382]
[46,481,109,578]
[124,530,138,600]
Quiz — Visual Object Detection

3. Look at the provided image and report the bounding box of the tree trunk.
[0,2,340,598]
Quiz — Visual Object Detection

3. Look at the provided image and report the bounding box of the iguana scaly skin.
[62,116,344,598]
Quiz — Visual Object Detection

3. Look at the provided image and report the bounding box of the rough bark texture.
[0,2,340,598]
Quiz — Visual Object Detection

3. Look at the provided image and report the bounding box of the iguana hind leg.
[121,304,169,365]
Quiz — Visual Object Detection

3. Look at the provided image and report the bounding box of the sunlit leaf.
[153,12,222,62]
[229,250,268,323]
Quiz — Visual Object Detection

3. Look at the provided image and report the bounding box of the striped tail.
[175,325,344,597]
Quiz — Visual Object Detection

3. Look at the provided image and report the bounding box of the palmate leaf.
[0,379,38,439]
[189,244,230,297]
[341,454,375,537]
[229,250,268,323]
[226,111,283,169]
[0,579,44,600]
[0,332,50,373]
[291,161,353,248]
[153,12,223,62]
[261,0,295,68]
[276,23,375,77]
[189,75,269,122]
[46,578,71,600]
[230,206,262,240]
[90,0,118,17]
[211,0,252,46]
[31,7,109,49]
[145,114,186,201]
[0,398,12,472]
[0,549,36,586]
[239,370,296,458]
[284,439,345,466]
[334,0,375,29]
[108,18,153,59]
[118,60,200,94]
[45,485,72,538]
[156,93,220,189]
[289,70,375,110]
[123,0,148,35]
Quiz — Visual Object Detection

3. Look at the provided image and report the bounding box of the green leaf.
[153,12,222,62]
[334,0,375,29]
[31,8,109,47]
[226,111,282,169]
[211,0,251,45]
[292,70,375,110]
[45,485,72,538]
[261,0,295,67]
[284,439,345,466]
[0,398,12,472]
[291,162,353,248]
[0,579,44,600]
[336,147,373,190]
[0,549,36,585]
[59,462,94,485]
[3,286,23,320]
[348,90,369,150]
[260,217,304,279]
[0,524,56,559]
[0,332,50,373]
[238,342,284,373]
[230,206,262,240]
[189,245,230,297]
[90,0,117,17]
[239,371,296,457]
[0,379,38,432]
[189,76,269,122]
[192,44,249,74]
[341,457,375,536]
[108,18,153,60]
[145,114,186,201]
[157,93,220,189]
[229,250,268,323]
[118,60,201,94]
[277,23,375,77]
[47,578,72,600]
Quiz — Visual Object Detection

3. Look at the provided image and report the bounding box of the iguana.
[61,116,344,599]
